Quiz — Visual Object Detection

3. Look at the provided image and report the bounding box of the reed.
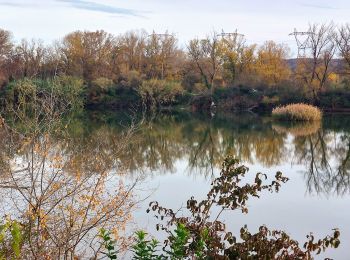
[272,103,322,121]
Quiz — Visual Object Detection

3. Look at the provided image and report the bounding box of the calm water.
[3,111,350,258]
[114,112,349,259]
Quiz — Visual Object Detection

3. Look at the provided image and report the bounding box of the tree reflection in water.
[1,112,350,202]
[34,111,350,197]
[292,118,350,196]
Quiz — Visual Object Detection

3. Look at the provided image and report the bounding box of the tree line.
[0,22,350,111]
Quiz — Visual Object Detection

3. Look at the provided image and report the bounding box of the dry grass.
[272,103,322,121]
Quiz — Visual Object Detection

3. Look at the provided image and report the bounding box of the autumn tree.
[255,41,291,86]
[60,30,118,83]
[145,32,181,80]
[187,33,223,93]
[119,30,147,73]
[218,32,255,85]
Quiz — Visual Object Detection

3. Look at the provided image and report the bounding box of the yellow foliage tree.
[255,41,291,87]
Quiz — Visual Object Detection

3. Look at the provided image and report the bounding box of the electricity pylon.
[289,28,314,58]
[217,29,244,39]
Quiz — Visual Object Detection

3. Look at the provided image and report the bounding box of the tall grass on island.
[272,103,322,121]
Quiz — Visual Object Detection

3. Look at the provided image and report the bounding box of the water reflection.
[2,112,350,197]
[125,112,350,196]
[272,120,321,137]
[292,122,350,196]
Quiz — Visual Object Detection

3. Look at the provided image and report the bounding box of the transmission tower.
[289,28,314,58]
[148,31,173,39]
[217,29,244,38]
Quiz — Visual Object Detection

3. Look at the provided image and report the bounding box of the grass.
[272,103,322,121]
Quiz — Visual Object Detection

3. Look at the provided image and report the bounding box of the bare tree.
[296,23,337,103]
[187,33,223,93]
[15,39,47,78]
[336,24,350,72]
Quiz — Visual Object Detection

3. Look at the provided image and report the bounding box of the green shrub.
[52,76,85,110]
[138,79,184,109]
[132,231,160,260]
[99,228,118,259]
[319,88,350,109]
[272,103,322,121]
[88,77,115,104]
[2,77,84,112]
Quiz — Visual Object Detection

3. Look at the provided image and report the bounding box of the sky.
[0,0,348,56]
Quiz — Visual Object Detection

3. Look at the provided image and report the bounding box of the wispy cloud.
[56,0,141,16]
[298,2,340,10]
[0,1,32,7]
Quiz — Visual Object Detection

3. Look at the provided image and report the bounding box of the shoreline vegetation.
[0,22,350,115]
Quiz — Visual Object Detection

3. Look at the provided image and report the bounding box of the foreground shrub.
[272,103,322,121]
[100,156,340,259]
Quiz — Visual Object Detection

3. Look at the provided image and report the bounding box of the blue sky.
[0,0,348,56]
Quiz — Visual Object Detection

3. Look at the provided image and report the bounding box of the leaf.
[10,221,22,258]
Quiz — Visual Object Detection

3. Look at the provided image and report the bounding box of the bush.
[138,79,184,109]
[2,77,85,113]
[272,103,322,121]
[319,88,350,110]
[213,86,262,111]
[52,76,85,111]
[88,77,115,104]
[118,70,143,90]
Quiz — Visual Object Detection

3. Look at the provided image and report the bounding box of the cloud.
[56,0,141,16]
[0,1,32,7]
[298,2,340,10]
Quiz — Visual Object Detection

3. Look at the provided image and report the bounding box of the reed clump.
[272,103,322,121]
